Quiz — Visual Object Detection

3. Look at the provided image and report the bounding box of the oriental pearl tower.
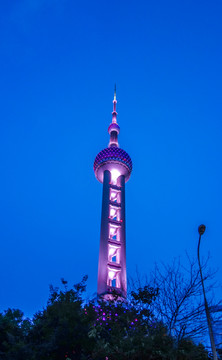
[94,88,132,299]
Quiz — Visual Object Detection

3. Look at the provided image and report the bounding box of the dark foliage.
[0,276,214,360]
[0,308,31,359]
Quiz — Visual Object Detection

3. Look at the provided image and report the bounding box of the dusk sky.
[0,0,222,317]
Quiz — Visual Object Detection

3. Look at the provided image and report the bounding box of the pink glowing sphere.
[94,147,132,183]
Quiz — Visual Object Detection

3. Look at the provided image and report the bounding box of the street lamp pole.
[197,224,218,360]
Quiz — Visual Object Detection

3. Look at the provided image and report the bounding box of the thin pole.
[197,227,218,360]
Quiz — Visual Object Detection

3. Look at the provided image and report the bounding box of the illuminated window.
[108,245,120,263]
[109,224,120,241]
[107,268,120,288]
[109,189,121,203]
[109,205,120,221]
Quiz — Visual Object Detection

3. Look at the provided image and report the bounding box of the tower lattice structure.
[94,89,132,299]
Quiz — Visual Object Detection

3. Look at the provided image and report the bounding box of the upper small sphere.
[108,123,120,134]
[94,147,133,183]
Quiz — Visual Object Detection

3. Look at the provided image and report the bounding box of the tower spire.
[108,87,120,147]
[112,84,117,124]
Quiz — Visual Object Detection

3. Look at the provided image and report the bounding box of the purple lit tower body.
[94,90,132,299]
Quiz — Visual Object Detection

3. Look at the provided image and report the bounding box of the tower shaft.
[97,170,127,298]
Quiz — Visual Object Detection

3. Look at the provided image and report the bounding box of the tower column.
[97,170,111,296]
[119,175,127,297]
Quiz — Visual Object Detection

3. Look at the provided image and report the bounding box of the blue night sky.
[0,0,222,317]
